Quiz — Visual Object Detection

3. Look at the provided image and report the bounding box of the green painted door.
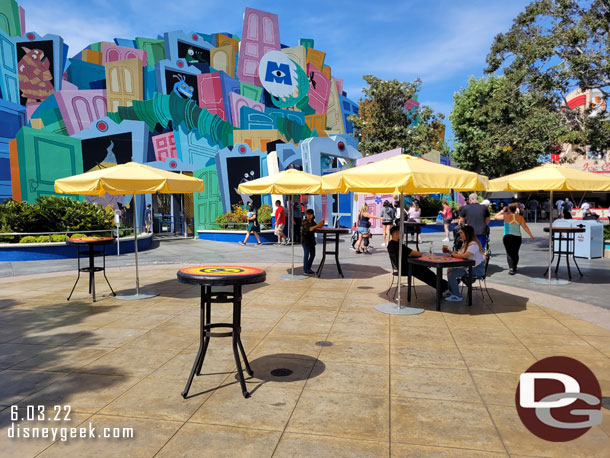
[16,127,84,203]
[194,164,222,231]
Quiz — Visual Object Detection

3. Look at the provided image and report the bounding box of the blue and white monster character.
[235,170,256,206]
[173,74,194,99]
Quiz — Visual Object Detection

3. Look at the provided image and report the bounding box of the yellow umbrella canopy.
[321,154,488,194]
[488,163,610,192]
[54,162,204,195]
[237,169,324,195]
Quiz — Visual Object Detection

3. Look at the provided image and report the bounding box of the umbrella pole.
[397,193,404,308]
[134,193,140,295]
[548,190,553,283]
[116,194,159,300]
[279,195,307,281]
[374,192,424,316]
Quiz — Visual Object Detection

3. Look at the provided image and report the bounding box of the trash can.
[572,220,604,259]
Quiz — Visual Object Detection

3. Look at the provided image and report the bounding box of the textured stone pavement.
[0,262,609,457]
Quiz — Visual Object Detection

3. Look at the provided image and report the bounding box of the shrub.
[604,225,610,241]
[36,235,50,243]
[70,234,87,239]
[214,203,273,227]
[19,236,38,243]
[50,234,69,242]
[0,196,113,243]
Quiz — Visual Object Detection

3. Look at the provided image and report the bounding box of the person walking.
[380,200,396,247]
[556,198,564,219]
[274,200,288,245]
[580,201,590,218]
[239,202,262,245]
[355,204,382,254]
[494,203,534,275]
[301,209,324,275]
[440,200,453,242]
[442,225,486,302]
[459,193,490,249]
[144,204,152,233]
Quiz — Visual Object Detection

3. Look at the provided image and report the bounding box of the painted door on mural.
[0,28,19,104]
[307,64,331,114]
[101,43,146,66]
[197,73,226,119]
[237,8,280,85]
[194,164,222,230]
[363,196,383,233]
[174,127,219,168]
[105,58,143,112]
[210,45,235,79]
[55,90,107,135]
[0,99,25,201]
[16,127,83,203]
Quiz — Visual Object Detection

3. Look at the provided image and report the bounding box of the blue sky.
[21,0,532,142]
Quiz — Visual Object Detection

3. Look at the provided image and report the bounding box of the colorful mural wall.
[0,3,361,230]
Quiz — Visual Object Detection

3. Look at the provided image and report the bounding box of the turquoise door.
[194,164,222,231]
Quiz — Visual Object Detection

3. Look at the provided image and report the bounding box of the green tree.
[485,0,610,154]
[450,75,564,178]
[348,75,445,156]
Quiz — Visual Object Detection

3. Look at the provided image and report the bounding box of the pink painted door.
[307,64,331,114]
[152,132,177,162]
[197,73,225,120]
[229,92,264,128]
[55,90,107,135]
[236,7,280,86]
[101,43,146,66]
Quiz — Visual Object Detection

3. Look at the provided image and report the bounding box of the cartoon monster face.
[21,47,50,70]
[172,74,193,99]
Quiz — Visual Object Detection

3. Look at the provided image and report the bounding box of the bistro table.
[314,227,350,278]
[402,222,427,251]
[66,236,116,302]
[543,226,585,280]
[407,254,475,311]
[177,265,266,399]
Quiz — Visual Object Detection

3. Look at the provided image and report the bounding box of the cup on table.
[442,245,450,255]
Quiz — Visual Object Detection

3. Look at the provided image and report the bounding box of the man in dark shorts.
[387,226,449,293]
[459,193,490,249]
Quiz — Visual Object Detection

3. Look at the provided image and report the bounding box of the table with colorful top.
[66,236,116,302]
[177,265,266,399]
[314,227,350,278]
[543,226,585,280]
[406,254,475,311]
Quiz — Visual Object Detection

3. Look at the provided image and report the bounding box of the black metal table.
[407,255,475,311]
[177,265,266,399]
[66,236,116,302]
[543,226,585,280]
[403,222,427,251]
[314,227,350,278]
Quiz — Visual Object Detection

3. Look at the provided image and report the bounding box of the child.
[301,209,324,275]
[350,221,358,251]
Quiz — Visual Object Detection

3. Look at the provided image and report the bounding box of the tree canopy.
[485,0,610,154]
[348,75,445,156]
[450,75,564,178]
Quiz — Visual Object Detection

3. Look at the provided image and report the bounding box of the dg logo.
[516,356,603,441]
[199,267,245,274]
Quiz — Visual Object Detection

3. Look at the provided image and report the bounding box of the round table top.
[409,254,475,268]
[177,265,266,286]
[543,226,586,233]
[66,236,115,246]
[315,227,350,234]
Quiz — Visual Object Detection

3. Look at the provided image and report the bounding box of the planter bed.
[0,233,153,262]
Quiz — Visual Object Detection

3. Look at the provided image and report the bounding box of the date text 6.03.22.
[10,405,71,422]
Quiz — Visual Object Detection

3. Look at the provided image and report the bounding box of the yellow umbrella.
[55,162,204,299]
[321,154,488,194]
[322,154,488,315]
[488,163,610,192]
[489,163,610,285]
[238,169,324,279]
[55,161,204,195]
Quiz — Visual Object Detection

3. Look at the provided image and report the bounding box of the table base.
[67,246,115,303]
[531,278,571,286]
[375,302,424,315]
[182,284,253,399]
[115,291,160,300]
[278,273,309,280]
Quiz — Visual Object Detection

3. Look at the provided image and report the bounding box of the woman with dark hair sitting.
[442,225,486,302]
